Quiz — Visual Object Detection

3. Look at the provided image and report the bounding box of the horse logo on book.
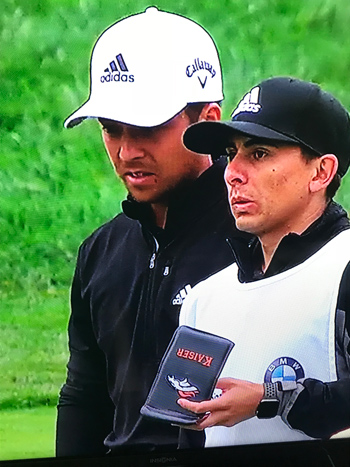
[167,375,199,399]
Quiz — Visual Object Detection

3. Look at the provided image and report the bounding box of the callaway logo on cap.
[64,7,223,128]
[183,77,350,177]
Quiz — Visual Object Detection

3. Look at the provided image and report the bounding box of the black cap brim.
[183,120,300,158]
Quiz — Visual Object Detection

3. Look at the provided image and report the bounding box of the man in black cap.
[177,77,350,446]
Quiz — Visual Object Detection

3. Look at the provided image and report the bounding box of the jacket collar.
[228,201,350,283]
[122,158,229,240]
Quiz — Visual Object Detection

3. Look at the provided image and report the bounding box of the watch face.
[256,399,279,419]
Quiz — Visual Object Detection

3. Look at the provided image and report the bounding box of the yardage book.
[140,325,234,425]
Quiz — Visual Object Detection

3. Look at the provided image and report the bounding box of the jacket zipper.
[145,237,176,359]
[143,237,160,357]
[149,237,159,269]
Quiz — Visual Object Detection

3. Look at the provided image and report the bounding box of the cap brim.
[64,97,189,129]
[183,120,299,157]
[64,100,94,128]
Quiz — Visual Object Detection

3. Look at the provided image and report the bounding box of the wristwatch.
[255,382,279,419]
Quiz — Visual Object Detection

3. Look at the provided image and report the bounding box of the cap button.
[145,6,159,13]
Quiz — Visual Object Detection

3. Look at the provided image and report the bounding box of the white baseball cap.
[64,7,223,128]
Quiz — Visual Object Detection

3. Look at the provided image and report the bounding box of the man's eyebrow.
[227,137,280,149]
[243,137,279,148]
[226,143,237,150]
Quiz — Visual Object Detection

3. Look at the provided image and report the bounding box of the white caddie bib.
[180,229,350,446]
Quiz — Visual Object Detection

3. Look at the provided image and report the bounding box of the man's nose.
[224,155,247,186]
[118,138,144,161]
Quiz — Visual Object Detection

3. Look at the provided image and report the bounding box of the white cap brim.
[64,91,190,129]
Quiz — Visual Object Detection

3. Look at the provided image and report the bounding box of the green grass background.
[1,0,350,461]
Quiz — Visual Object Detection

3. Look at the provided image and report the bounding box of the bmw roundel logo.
[264,357,305,384]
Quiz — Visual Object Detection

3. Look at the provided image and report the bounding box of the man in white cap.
[178,77,350,447]
[56,7,249,456]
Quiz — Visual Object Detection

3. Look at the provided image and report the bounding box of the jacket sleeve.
[56,246,114,456]
[282,262,350,438]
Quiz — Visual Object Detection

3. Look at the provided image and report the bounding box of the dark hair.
[300,146,341,200]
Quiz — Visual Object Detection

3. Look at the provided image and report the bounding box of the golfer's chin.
[125,186,169,206]
[233,214,260,236]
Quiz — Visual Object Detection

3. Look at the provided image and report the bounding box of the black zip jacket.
[228,201,350,438]
[56,160,251,456]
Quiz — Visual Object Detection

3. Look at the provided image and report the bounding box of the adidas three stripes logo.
[100,53,134,83]
[104,54,129,73]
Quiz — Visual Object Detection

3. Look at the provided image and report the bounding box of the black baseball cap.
[183,77,350,177]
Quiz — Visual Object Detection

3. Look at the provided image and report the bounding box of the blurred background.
[1,0,350,460]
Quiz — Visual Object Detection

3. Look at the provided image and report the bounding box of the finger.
[194,413,214,430]
[188,412,210,431]
[177,398,218,414]
[194,411,229,430]
[195,409,235,430]
[177,398,204,413]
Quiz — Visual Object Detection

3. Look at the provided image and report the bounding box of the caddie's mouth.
[230,195,256,213]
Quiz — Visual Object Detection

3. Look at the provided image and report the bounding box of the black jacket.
[229,201,350,438]
[56,160,250,456]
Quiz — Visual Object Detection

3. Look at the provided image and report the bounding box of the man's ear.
[199,103,221,122]
[309,154,338,193]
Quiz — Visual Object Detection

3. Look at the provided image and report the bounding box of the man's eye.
[99,118,123,137]
[102,126,122,137]
[253,149,267,160]
[225,147,236,161]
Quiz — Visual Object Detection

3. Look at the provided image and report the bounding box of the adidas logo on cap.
[100,53,134,83]
[231,86,261,118]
